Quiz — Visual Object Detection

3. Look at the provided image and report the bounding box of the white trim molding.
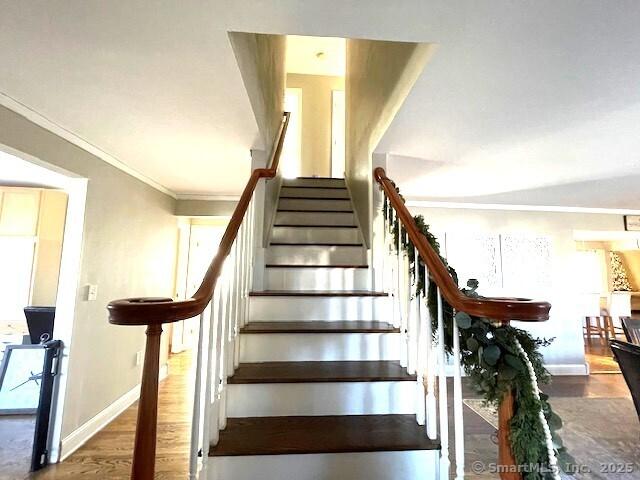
[405,199,640,216]
[0,92,176,199]
[176,194,241,201]
[59,364,169,461]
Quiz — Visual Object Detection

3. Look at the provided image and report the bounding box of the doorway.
[0,146,87,474]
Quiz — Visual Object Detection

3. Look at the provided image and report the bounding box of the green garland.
[382,193,574,479]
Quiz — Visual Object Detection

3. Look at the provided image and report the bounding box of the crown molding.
[0,92,176,198]
[405,199,640,216]
[176,194,241,201]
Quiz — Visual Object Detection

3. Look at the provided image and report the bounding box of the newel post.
[498,389,522,480]
[132,323,163,480]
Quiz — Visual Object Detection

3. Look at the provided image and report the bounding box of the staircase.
[208,177,440,479]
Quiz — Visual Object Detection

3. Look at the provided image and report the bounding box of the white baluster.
[202,284,221,474]
[397,224,408,368]
[226,242,236,378]
[452,311,466,479]
[218,263,230,430]
[232,235,241,369]
[189,304,209,479]
[413,246,425,425]
[423,262,438,440]
[437,288,451,477]
[211,278,226,445]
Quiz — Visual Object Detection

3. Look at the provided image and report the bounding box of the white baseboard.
[545,363,589,376]
[60,363,169,461]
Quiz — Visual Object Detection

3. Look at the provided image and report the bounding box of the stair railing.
[107,112,289,480]
[375,167,551,480]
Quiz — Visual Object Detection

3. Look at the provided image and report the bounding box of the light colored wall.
[229,32,286,150]
[32,189,68,305]
[0,104,178,439]
[345,39,433,246]
[286,73,344,177]
[175,199,237,217]
[408,205,624,371]
[228,32,286,247]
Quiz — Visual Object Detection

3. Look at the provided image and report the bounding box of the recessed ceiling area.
[286,35,345,76]
[1,2,640,207]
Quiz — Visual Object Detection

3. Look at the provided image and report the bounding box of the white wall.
[405,205,624,374]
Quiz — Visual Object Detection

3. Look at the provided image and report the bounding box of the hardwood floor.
[10,350,630,480]
[28,352,193,480]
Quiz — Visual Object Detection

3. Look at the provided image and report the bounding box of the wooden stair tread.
[273,224,358,228]
[283,185,347,190]
[280,196,350,201]
[265,264,368,269]
[209,415,439,456]
[240,321,398,334]
[228,360,416,384]
[250,290,388,297]
[277,209,353,213]
[269,242,363,247]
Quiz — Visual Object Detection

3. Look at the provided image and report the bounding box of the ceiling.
[1,1,639,207]
[286,35,345,77]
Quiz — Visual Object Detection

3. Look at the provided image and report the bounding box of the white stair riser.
[239,333,401,362]
[266,245,366,266]
[275,211,355,226]
[271,226,361,244]
[279,198,352,211]
[280,187,349,199]
[208,451,438,480]
[227,382,416,417]
[265,268,371,290]
[283,178,346,188]
[249,296,391,321]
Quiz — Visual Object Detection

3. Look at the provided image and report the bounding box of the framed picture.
[0,344,45,415]
[624,215,640,232]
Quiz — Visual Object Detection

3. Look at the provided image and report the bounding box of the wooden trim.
[277,209,354,213]
[240,320,399,334]
[249,290,387,297]
[374,167,551,322]
[279,196,350,200]
[282,185,347,190]
[107,112,290,326]
[265,264,368,269]
[269,242,363,247]
[273,224,357,228]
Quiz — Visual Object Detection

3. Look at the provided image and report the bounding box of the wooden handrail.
[108,111,290,325]
[374,167,551,322]
[107,111,289,480]
[375,166,551,480]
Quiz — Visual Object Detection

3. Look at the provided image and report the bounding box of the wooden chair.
[621,317,640,345]
[610,340,640,422]
[604,292,632,341]
[581,293,606,345]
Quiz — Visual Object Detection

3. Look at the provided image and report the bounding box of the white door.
[331,90,345,178]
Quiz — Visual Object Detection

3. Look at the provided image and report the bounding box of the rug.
[464,397,640,479]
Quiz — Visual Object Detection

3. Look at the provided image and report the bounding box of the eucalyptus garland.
[382,192,575,479]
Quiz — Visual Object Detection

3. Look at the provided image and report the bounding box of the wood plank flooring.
[27,352,193,480]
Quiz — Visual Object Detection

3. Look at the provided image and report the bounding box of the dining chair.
[621,317,640,345]
[610,340,640,422]
[581,293,605,344]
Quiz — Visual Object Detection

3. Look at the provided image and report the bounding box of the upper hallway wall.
[0,105,178,442]
[345,39,433,246]
[286,73,345,177]
[229,32,286,151]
